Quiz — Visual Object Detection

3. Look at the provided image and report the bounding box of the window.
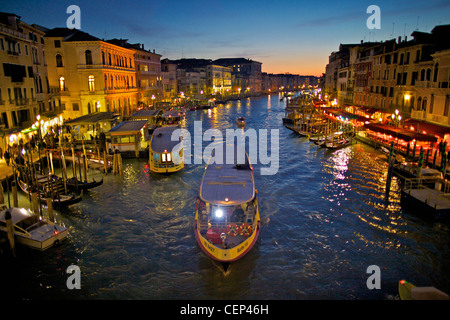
[444,95,450,117]
[85,50,93,65]
[0,38,4,50]
[59,77,65,91]
[54,40,61,48]
[88,75,95,91]
[426,69,431,81]
[56,54,63,67]
[72,103,79,111]
[433,64,439,82]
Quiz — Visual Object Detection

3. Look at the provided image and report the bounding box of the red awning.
[364,123,438,142]
[403,119,450,138]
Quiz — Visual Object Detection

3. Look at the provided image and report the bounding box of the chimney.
[404,36,407,42]
[141,43,144,49]
[398,36,401,44]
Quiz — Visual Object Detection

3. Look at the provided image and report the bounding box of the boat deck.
[403,188,450,210]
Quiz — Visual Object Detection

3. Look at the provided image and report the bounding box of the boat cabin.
[149,126,184,173]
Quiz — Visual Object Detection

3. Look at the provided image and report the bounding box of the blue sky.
[1,0,449,76]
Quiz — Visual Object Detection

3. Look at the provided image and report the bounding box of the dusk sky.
[2,0,450,76]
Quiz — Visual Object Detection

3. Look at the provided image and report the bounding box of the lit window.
[88,75,95,91]
[167,153,171,162]
[59,77,65,91]
[161,153,166,162]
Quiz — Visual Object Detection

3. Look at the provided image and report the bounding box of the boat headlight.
[215,209,224,218]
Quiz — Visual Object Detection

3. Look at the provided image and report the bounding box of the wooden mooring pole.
[5,210,16,257]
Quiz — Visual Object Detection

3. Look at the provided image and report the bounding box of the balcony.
[411,110,450,126]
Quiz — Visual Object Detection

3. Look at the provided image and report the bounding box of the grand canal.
[1,93,449,300]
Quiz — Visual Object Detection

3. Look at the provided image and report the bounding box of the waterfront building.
[0,12,57,150]
[107,39,162,109]
[324,24,450,144]
[161,58,178,100]
[44,28,138,120]
[213,58,262,93]
[206,64,232,95]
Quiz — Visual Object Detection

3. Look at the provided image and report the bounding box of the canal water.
[1,93,449,300]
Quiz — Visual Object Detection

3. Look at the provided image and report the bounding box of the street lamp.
[391,109,402,128]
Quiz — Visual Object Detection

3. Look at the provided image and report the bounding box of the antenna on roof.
[416,16,419,31]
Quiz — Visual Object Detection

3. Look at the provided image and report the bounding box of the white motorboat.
[0,206,69,251]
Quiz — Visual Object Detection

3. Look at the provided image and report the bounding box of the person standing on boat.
[4,149,10,166]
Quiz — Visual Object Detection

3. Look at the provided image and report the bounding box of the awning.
[403,119,450,138]
[364,123,438,142]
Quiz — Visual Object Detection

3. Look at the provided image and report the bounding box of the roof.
[200,145,255,205]
[129,109,162,119]
[162,110,182,118]
[44,27,100,41]
[108,120,147,135]
[64,112,119,125]
[150,126,182,153]
[213,58,261,66]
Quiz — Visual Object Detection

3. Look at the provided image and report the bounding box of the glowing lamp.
[215,209,224,218]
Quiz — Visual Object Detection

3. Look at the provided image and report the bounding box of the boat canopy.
[200,146,255,205]
[150,126,182,153]
[0,207,34,225]
[108,120,147,135]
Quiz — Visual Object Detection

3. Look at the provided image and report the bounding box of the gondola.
[64,176,103,192]
[17,173,83,208]
[325,138,354,150]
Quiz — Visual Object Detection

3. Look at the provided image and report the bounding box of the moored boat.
[194,145,261,270]
[398,279,449,300]
[149,126,184,174]
[17,173,83,208]
[0,206,68,251]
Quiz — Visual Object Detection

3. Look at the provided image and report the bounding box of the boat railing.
[402,176,450,209]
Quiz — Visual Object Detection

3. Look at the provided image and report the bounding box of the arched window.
[420,69,425,81]
[433,63,439,82]
[56,54,63,67]
[422,97,428,111]
[417,97,422,110]
[102,51,105,65]
[426,68,431,81]
[59,76,65,91]
[85,50,93,65]
[88,75,95,91]
[108,53,112,65]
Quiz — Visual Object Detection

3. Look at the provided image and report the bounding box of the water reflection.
[1,94,449,299]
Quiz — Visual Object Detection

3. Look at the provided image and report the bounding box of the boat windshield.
[197,198,257,248]
[16,214,40,231]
